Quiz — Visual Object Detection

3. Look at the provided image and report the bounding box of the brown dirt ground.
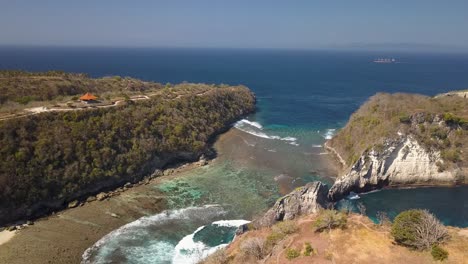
[226,214,468,264]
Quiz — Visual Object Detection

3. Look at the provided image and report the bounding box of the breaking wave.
[234,119,299,146]
[172,220,250,264]
[81,205,228,264]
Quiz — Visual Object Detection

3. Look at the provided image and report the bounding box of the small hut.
[79,93,98,103]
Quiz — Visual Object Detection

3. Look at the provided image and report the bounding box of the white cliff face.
[329,136,457,200]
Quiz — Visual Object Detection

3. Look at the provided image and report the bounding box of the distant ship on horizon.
[373,58,397,63]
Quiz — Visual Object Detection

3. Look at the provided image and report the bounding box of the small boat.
[373,58,396,63]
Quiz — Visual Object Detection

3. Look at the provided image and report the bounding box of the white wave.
[323,128,336,140]
[238,119,263,129]
[360,189,382,195]
[212,219,250,227]
[172,220,249,264]
[81,205,226,264]
[234,119,299,146]
[312,144,322,148]
[346,192,360,200]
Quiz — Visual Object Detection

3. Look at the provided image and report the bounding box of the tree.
[391,209,449,250]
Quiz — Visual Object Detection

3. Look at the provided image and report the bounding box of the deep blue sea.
[1,47,467,263]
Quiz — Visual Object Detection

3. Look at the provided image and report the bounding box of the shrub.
[240,238,266,260]
[265,232,285,249]
[399,115,411,123]
[391,209,449,250]
[286,248,300,260]
[431,245,449,261]
[272,221,298,235]
[303,242,313,256]
[313,209,347,232]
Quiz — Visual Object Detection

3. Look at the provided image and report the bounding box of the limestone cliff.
[327,92,468,201]
[328,136,462,200]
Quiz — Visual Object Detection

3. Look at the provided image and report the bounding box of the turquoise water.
[1,47,468,262]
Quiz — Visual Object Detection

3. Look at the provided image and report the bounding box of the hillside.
[327,92,468,200]
[201,182,468,264]
[208,213,468,264]
[0,71,256,226]
[0,70,163,106]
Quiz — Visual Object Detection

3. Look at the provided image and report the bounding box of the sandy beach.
[0,231,15,246]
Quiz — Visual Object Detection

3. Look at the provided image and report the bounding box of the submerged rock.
[255,181,330,227]
[67,200,79,208]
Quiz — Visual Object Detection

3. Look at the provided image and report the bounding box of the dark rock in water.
[67,200,79,208]
[86,196,96,203]
[235,223,249,235]
[255,181,330,227]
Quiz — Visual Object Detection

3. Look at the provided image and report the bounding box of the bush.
[391,209,449,250]
[265,231,285,249]
[303,242,313,256]
[272,221,298,235]
[240,238,266,260]
[313,209,347,232]
[286,248,300,260]
[431,245,448,261]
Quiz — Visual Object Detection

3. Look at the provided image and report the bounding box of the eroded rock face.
[328,136,459,201]
[255,182,330,227]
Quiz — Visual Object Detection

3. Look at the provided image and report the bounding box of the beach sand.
[0,231,15,246]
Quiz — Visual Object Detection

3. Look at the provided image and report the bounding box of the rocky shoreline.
[0,149,216,264]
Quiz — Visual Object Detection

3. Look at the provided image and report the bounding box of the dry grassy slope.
[223,214,468,264]
[328,92,468,172]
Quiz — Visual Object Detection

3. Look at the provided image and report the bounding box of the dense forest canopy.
[0,71,255,225]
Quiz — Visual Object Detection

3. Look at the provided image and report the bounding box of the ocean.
[1,47,468,263]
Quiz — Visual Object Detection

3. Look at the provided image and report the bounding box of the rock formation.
[328,136,461,200]
[255,182,330,227]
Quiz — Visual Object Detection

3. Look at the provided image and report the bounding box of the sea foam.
[234,119,299,146]
[172,220,250,264]
[81,205,226,264]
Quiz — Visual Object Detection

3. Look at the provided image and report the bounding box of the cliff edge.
[327,92,467,200]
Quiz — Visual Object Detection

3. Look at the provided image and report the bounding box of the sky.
[1,0,468,51]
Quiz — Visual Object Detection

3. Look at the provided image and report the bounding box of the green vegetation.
[285,248,300,260]
[303,242,314,256]
[0,70,163,105]
[265,221,298,248]
[431,245,449,261]
[391,209,449,250]
[329,92,468,170]
[0,72,255,225]
[313,209,347,232]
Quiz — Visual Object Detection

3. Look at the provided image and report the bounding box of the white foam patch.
[172,220,250,264]
[234,119,299,146]
[81,205,226,264]
[323,128,336,140]
[312,144,322,148]
[212,219,250,227]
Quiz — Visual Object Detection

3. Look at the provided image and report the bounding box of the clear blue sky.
[2,0,468,51]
